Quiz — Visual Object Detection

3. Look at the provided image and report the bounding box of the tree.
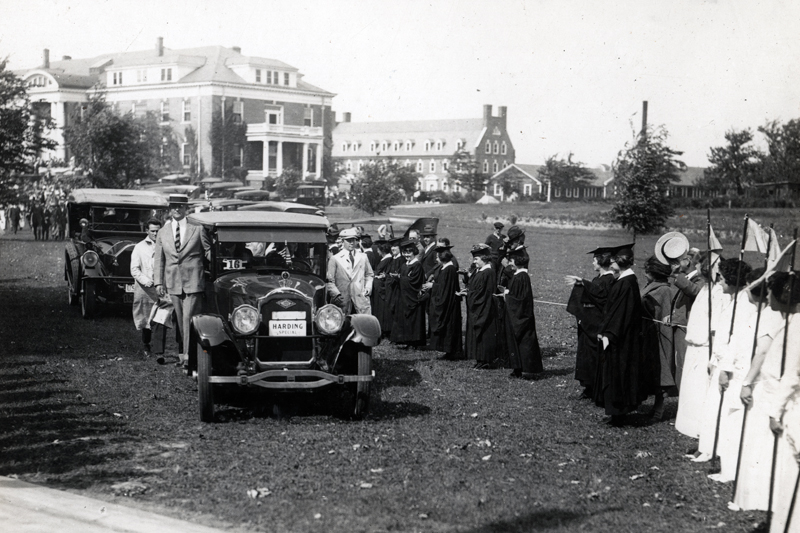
[0,58,56,203]
[537,152,596,193]
[275,166,302,198]
[350,160,412,215]
[610,125,686,235]
[65,91,163,188]
[701,129,762,195]
[758,119,800,186]
[184,125,199,178]
[447,149,486,192]
[209,102,248,178]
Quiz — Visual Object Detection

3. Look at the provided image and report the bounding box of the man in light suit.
[154,194,211,366]
[327,227,374,314]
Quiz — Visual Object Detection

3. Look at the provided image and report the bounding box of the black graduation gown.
[595,274,644,416]
[465,266,501,363]
[573,273,613,389]
[390,260,427,346]
[383,255,403,337]
[504,270,543,374]
[371,255,393,335]
[430,263,463,357]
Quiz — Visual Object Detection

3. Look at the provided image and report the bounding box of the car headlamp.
[315,304,344,335]
[82,250,99,268]
[230,304,260,335]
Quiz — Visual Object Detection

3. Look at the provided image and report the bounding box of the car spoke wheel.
[65,251,80,306]
[353,349,372,419]
[197,342,215,422]
[81,280,96,319]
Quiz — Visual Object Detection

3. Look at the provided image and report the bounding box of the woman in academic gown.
[595,244,644,425]
[383,238,403,340]
[389,240,427,347]
[462,244,502,369]
[429,243,463,359]
[504,246,543,378]
[371,241,393,336]
[565,247,615,397]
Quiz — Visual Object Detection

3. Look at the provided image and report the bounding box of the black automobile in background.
[64,189,168,318]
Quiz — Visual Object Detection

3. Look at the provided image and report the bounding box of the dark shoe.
[156,355,166,365]
[143,344,152,357]
[521,372,539,380]
[439,353,454,361]
[608,415,626,427]
[473,362,490,370]
[509,369,522,378]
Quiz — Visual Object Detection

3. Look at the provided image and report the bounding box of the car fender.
[348,314,381,347]
[191,314,235,348]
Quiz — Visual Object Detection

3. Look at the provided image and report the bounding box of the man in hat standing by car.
[154,194,211,367]
[327,227,374,314]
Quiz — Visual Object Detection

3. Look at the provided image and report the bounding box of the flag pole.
[732,223,773,499]
[768,227,798,526]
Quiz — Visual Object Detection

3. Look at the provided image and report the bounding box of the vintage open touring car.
[64,189,168,318]
[187,211,380,422]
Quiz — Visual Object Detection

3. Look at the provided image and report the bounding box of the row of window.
[341,139,467,154]
[551,186,602,198]
[494,183,535,196]
[112,68,173,86]
[342,158,510,174]
[485,140,508,155]
[254,69,290,86]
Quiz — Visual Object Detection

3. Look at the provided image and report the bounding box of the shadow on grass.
[465,506,622,532]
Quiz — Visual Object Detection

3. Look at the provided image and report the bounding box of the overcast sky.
[1,0,798,168]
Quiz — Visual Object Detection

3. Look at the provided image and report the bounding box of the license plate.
[124,284,135,293]
[269,320,306,336]
[123,293,134,303]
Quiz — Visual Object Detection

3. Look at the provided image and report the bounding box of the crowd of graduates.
[326,219,544,380]
[565,224,799,533]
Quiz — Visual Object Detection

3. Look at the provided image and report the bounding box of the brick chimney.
[43,49,50,69]
[156,37,164,57]
[232,46,241,54]
[498,106,507,128]
[483,104,492,124]
[343,112,351,123]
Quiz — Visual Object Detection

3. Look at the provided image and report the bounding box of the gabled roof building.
[332,105,515,193]
[18,38,335,186]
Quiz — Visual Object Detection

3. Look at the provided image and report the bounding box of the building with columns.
[331,105,515,193]
[18,38,334,186]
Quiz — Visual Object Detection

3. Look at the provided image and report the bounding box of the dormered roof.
[332,118,486,157]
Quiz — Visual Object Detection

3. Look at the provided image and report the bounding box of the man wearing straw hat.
[154,193,211,368]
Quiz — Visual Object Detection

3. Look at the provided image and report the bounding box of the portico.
[246,123,323,183]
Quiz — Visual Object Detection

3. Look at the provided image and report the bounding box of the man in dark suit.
[154,194,211,366]
[485,221,505,276]
[419,230,438,279]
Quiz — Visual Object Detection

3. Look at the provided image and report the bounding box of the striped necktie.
[349,251,354,265]
[174,223,181,252]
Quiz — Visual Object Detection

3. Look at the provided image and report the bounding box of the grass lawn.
[0,203,787,532]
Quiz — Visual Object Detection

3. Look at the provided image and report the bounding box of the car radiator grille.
[256,295,314,365]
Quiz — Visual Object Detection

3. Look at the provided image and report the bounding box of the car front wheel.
[81,279,96,319]
[197,342,215,422]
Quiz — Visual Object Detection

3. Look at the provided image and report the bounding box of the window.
[573,187,580,198]
[342,143,348,152]
[493,184,501,196]
[28,75,47,87]
[346,161,352,172]
[267,71,272,84]
[424,141,431,152]
[393,141,400,151]
[351,142,359,152]
[265,105,282,125]
[182,143,190,166]
[565,187,572,198]
[493,141,499,154]
[436,141,442,151]
[182,100,191,122]
[160,101,169,122]
[416,160,423,172]
[358,161,364,171]
[233,145,243,167]
[130,102,136,114]
[232,101,243,124]
[405,141,412,151]
[304,107,313,127]
[443,161,449,171]
[136,70,147,83]
[256,69,261,83]
[554,187,561,198]
[485,140,491,154]
[160,68,172,81]
[501,141,507,155]
[273,71,279,85]
[483,160,489,173]
[284,72,290,85]
[113,72,122,85]
[381,142,388,152]
[456,139,465,150]
[523,183,532,196]
[370,142,376,152]
[492,161,498,172]
[503,160,508,168]
[430,160,436,172]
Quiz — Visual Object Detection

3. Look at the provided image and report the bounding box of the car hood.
[215,271,326,302]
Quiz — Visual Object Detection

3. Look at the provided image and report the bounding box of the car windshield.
[89,207,168,233]
[215,239,327,277]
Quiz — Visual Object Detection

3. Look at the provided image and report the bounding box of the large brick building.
[332,104,515,192]
[18,38,335,186]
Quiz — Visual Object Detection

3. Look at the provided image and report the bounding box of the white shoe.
[726,501,740,511]
[691,453,712,463]
[707,473,731,483]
